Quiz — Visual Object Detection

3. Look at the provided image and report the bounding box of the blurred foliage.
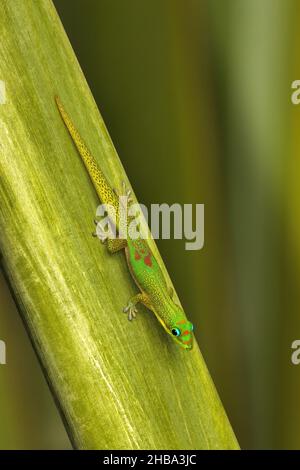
[0,272,70,449]
[0,0,299,449]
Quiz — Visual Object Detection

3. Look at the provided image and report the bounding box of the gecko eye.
[171,328,181,337]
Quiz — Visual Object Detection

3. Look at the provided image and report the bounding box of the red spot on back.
[134,251,141,260]
[144,254,152,267]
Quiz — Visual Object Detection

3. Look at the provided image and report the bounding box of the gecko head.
[168,318,194,350]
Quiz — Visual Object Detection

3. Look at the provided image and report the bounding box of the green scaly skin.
[55,96,193,350]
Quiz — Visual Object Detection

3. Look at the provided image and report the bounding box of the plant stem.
[0,0,239,449]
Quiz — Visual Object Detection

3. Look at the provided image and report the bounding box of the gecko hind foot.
[93,220,108,243]
[122,181,133,203]
[114,181,133,205]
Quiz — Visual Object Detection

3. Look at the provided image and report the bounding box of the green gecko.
[55,96,194,350]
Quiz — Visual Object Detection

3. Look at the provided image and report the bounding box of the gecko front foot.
[123,300,138,321]
[122,292,151,321]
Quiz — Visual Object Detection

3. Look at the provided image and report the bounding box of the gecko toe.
[123,303,138,321]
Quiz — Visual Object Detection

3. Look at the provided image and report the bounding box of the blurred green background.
[1,0,300,449]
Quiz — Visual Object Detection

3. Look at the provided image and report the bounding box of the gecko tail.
[55,95,97,172]
[55,95,119,216]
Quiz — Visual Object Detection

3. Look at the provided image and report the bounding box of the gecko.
[55,96,194,350]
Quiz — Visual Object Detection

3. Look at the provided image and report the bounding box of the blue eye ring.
[171,327,181,337]
[191,323,194,332]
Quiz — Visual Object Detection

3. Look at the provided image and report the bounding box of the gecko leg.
[107,238,127,253]
[113,181,133,205]
[123,292,151,321]
[93,220,127,252]
[168,286,181,307]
